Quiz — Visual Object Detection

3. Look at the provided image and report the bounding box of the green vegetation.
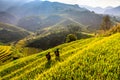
[66,34,77,43]
[105,23,120,36]
[17,47,42,56]
[26,24,93,50]
[0,45,26,65]
[0,33,119,80]
[0,45,41,65]
[0,1,119,80]
[67,24,82,34]
[0,46,12,65]
[26,31,92,50]
[98,23,120,36]
[0,22,30,43]
[0,42,4,45]
[100,15,112,31]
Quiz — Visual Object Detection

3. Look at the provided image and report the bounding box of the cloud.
[1,0,120,8]
[48,0,120,8]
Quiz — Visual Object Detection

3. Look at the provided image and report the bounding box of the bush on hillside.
[11,47,24,60]
[66,34,77,43]
[105,23,120,36]
[26,31,68,50]
[97,23,120,37]
[67,24,81,34]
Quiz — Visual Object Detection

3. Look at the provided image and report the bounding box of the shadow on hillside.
[45,60,52,68]
[55,57,60,61]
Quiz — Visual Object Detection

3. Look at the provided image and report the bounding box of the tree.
[67,24,81,34]
[106,23,120,36]
[100,15,112,31]
[66,34,77,43]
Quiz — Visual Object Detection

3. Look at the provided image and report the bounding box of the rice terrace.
[0,0,120,80]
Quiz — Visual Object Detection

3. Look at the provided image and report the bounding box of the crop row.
[36,33,120,80]
[1,38,97,79]
[11,38,103,80]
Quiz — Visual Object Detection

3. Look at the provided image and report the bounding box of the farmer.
[46,52,51,61]
[54,48,60,57]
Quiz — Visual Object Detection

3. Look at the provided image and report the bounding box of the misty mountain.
[0,12,17,24]
[7,1,87,17]
[0,0,104,32]
[80,6,104,14]
[80,5,113,14]
[0,0,26,11]
[5,0,102,32]
[83,5,120,17]
[104,6,120,16]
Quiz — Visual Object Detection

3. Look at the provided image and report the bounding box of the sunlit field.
[0,33,119,80]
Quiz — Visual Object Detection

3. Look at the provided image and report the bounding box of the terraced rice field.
[0,46,12,64]
[0,33,120,80]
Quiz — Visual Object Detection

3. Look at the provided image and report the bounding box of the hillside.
[0,12,17,24]
[0,33,119,80]
[0,22,30,43]
[0,46,12,65]
[7,1,87,17]
[25,24,92,50]
[16,10,102,32]
[0,45,22,66]
[17,15,88,31]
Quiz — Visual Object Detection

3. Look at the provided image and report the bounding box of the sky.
[49,0,120,8]
[8,0,120,8]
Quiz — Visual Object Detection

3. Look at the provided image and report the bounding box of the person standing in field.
[54,48,60,61]
[46,52,51,61]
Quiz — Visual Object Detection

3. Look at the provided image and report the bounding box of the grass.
[0,33,120,80]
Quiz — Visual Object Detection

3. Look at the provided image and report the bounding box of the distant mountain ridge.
[80,5,105,14]
[4,0,103,32]
[0,0,107,32]
[83,5,120,17]
[80,5,113,14]
[104,6,120,16]
[7,1,87,17]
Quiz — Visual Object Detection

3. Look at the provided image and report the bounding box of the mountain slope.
[25,23,92,50]
[7,1,87,17]
[37,33,120,80]
[0,46,13,65]
[0,33,119,80]
[0,22,30,43]
[0,12,17,24]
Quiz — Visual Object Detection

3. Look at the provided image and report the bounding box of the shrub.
[66,34,77,43]
[67,24,81,34]
[105,23,120,36]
